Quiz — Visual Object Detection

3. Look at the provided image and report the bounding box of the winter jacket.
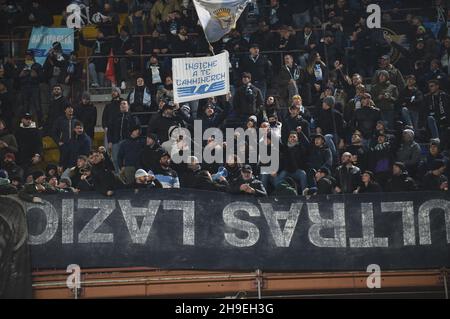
[352,106,382,139]
[399,86,424,113]
[239,54,272,84]
[280,136,309,173]
[421,172,448,191]
[335,165,361,193]
[147,112,184,143]
[316,177,334,195]
[79,32,111,72]
[423,91,450,128]
[418,153,449,179]
[75,103,97,140]
[193,174,229,192]
[308,145,332,170]
[370,81,399,112]
[200,102,232,132]
[358,182,382,193]
[346,143,367,168]
[52,116,78,145]
[229,176,268,197]
[140,142,163,171]
[396,141,421,168]
[233,83,264,116]
[315,108,345,139]
[113,35,136,57]
[281,114,310,142]
[107,112,140,144]
[15,121,42,165]
[372,66,405,90]
[277,63,303,102]
[65,133,92,168]
[17,61,42,88]
[117,136,146,168]
[46,96,69,131]
[91,154,122,195]
[128,86,152,112]
[386,172,417,192]
[102,98,122,129]
[43,52,69,83]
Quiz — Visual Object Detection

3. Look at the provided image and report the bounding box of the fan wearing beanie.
[385,162,417,192]
[315,95,345,153]
[396,129,421,176]
[132,169,162,190]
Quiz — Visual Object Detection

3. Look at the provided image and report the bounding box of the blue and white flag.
[193,0,251,43]
[173,51,230,103]
[27,27,74,65]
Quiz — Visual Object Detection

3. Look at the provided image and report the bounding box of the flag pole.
[205,35,216,56]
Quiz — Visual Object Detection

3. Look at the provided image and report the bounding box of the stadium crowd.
[0,0,449,201]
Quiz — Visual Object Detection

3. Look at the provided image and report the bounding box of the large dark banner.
[24,190,450,271]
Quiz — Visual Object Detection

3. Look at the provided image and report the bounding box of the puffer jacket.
[370,80,399,111]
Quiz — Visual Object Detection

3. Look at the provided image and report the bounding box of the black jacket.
[399,86,424,113]
[345,144,368,172]
[102,98,123,129]
[352,106,382,139]
[147,112,184,143]
[117,136,146,168]
[113,35,136,56]
[386,173,417,192]
[193,174,229,192]
[75,103,97,140]
[46,96,69,132]
[65,133,92,169]
[52,116,78,145]
[315,108,345,139]
[421,172,448,191]
[335,165,361,193]
[280,136,309,173]
[107,112,140,144]
[230,176,267,197]
[43,52,69,83]
[233,83,264,116]
[91,153,122,195]
[17,61,43,88]
[140,142,163,171]
[423,91,450,128]
[316,177,334,195]
[239,54,272,84]
[281,114,310,142]
[79,32,111,71]
[15,122,42,165]
[308,145,333,170]
[358,181,382,193]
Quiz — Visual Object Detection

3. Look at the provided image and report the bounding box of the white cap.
[135,169,149,178]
